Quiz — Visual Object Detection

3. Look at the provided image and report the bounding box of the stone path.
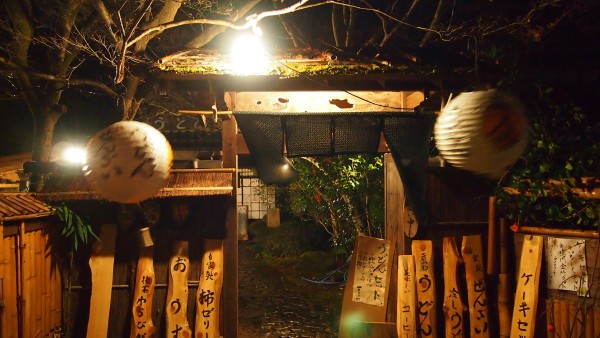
[238,242,342,338]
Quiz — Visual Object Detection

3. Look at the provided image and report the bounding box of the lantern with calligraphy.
[85,121,172,203]
[434,89,529,178]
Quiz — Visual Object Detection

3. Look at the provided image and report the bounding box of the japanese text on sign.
[546,237,588,295]
[352,239,390,306]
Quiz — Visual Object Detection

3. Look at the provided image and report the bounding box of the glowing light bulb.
[62,146,87,164]
[230,33,268,75]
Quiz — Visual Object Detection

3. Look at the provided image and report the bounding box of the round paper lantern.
[85,121,172,203]
[434,89,529,178]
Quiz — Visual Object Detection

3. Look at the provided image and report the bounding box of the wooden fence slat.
[442,237,465,338]
[462,235,490,338]
[545,300,554,338]
[397,255,416,338]
[561,300,570,338]
[166,240,192,337]
[510,235,543,338]
[195,240,224,338]
[0,225,4,338]
[411,240,436,338]
[129,246,156,338]
[87,224,117,338]
[585,304,594,338]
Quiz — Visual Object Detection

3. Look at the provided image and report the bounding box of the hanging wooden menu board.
[442,237,465,338]
[166,241,192,337]
[130,247,156,338]
[411,240,437,338]
[397,255,417,338]
[461,235,490,338]
[339,236,394,338]
[195,240,224,338]
[510,235,543,338]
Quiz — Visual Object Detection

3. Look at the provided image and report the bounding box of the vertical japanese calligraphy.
[510,235,543,338]
[195,240,223,338]
[397,255,417,338]
[352,237,390,307]
[442,237,465,338]
[461,235,489,338]
[166,241,191,338]
[411,240,437,338]
[339,236,393,338]
[130,247,156,337]
[546,237,588,295]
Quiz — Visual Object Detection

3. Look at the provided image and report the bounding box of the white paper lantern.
[434,89,529,178]
[85,121,172,203]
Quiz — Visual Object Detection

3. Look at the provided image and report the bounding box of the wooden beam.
[228,91,416,112]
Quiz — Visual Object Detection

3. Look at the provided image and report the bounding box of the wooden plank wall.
[0,224,62,338]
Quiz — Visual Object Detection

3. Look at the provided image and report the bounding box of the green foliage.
[276,154,384,256]
[496,93,599,229]
[52,203,99,251]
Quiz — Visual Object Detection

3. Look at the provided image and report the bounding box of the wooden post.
[594,306,600,337]
[552,300,561,338]
[166,241,192,338]
[411,240,436,338]
[487,196,498,275]
[87,224,117,338]
[0,224,4,338]
[509,235,543,338]
[222,116,238,338]
[462,235,489,338]
[397,255,416,338]
[561,300,570,338]
[17,222,28,338]
[130,247,156,338]
[195,240,224,338]
[498,218,512,338]
[442,237,465,338]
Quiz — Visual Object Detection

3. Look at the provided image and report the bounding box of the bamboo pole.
[0,224,4,338]
[17,222,27,338]
[497,218,512,338]
[34,231,42,335]
[516,226,599,239]
[487,196,498,275]
[594,307,600,338]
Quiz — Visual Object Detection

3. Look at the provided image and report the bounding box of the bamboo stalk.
[487,196,498,275]
[572,301,582,338]
[17,222,26,338]
[0,225,4,338]
[497,274,511,337]
[516,226,599,239]
[499,218,509,274]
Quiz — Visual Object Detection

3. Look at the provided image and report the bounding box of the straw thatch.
[35,169,235,201]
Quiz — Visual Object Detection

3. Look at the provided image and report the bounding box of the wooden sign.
[402,202,418,239]
[397,255,416,338]
[411,240,436,338]
[166,241,192,338]
[510,235,543,338]
[461,235,490,338]
[130,247,156,338]
[195,240,224,338]
[339,236,394,338]
[442,237,465,338]
[87,224,117,338]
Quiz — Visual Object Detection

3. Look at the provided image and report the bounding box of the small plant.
[52,203,99,251]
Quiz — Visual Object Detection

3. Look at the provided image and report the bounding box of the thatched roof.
[35,169,235,202]
[0,193,52,222]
